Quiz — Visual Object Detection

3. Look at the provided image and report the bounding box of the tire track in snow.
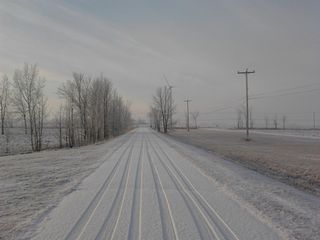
[138,139,144,240]
[94,135,136,240]
[65,133,134,240]
[152,132,241,240]
[128,137,144,240]
[147,134,219,240]
[145,138,179,240]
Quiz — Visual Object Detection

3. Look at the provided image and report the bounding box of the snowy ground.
[170,128,320,196]
[25,128,283,240]
[251,129,320,139]
[0,133,130,240]
[2,127,318,240]
[0,128,320,240]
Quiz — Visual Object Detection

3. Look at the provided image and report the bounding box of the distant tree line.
[236,105,287,130]
[0,63,132,152]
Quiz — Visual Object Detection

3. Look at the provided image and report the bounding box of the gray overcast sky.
[1,0,319,127]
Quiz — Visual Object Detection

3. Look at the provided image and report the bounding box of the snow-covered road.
[31,127,283,240]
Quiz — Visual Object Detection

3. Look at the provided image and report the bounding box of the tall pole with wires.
[237,68,255,140]
[184,99,191,132]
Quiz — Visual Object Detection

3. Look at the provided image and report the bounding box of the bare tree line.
[0,75,9,135]
[236,105,288,130]
[58,73,132,147]
[264,114,287,129]
[1,63,132,152]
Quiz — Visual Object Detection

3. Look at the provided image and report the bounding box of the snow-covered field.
[252,129,320,139]
[170,128,320,196]
[1,127,319,240]
[204,128,320,139]
[0,128,62,156]
[162,132,320,240]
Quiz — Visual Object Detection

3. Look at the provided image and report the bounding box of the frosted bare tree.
[12,70,28,134]
[73,73,91,141]
[152,86,174,133]
[149,106,161,132]
[236,109,243,129]
[249,108,254,129]
[282,115,287,130]
[32,92,47,151]
[12,63,47,151]
[102,77,112,139]
[54,105,64,148]
[59,73,90,144]
[273,114,278,129]
[0,74,10,135]
[111,90,120,136]
[237,105,253,129]
[191,111,200,129]
[89,77,104,142]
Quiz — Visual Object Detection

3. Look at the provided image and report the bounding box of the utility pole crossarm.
[237,70,255,74]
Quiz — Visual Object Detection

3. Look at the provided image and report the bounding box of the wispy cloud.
[1,0,319,123]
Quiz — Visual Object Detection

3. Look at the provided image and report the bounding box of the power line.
[249,82,320,98]
[194,86,320,119]
[202,105,237,115]
[249,88,320,100]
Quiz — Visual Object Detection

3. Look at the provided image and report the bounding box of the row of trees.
[0,63,132,152]
[1,64,47,151]
[236,106,287,129]
[264,115,287,129]
[57,73,132,147]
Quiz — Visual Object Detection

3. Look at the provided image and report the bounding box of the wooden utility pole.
[237,68,255,140]
[184,99,191,132]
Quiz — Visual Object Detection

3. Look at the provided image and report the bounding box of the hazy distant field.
[0,128,62,156]
[169,128,320,195]
[207,128,320,139]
